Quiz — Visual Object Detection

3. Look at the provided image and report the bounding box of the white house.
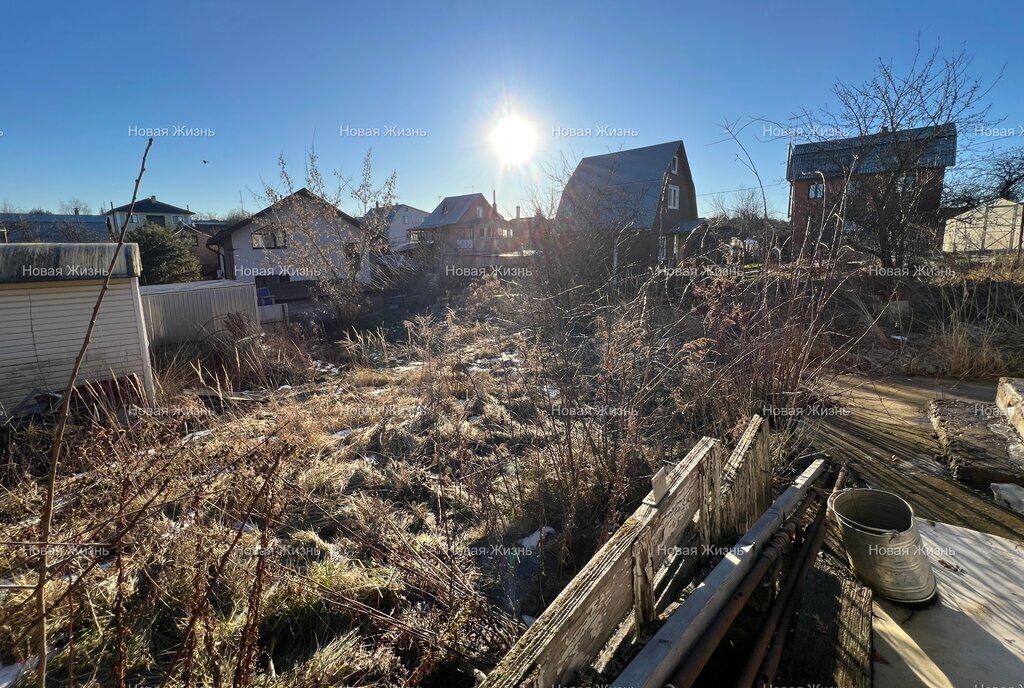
[0,243,155,419]
[206,188,369,287]
[943,197,1024,253]
[360,203,430,251]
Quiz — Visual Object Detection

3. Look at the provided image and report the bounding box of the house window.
[403,214,409,225]
[667,185,680,210]
[479,226,493,238]
[476,207,484,219]
[671,155,679,174]
[808,183,825,199]
[497,227,513,238]
[190,233,198,246]
[252,230,286,249]
[442,203,449,215]
[173,215,183,225]
[130,214,139,224]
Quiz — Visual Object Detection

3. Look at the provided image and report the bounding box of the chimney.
[150,195,156,202]
[492,190,497,216]
[74,207,79,216]
[516,205,521,219]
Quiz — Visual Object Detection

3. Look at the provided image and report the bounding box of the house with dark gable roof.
[556,141,699,268]
[106,195,194,231]
[786,124,957,253]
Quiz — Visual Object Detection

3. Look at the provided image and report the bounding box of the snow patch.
[0,657,38,688]
[181,429,213,444]
[519,526,556,550]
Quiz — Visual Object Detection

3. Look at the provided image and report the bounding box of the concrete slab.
[929,398,1024,487]
[873,520,1024,688]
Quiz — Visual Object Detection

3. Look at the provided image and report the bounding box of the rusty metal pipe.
[666,491,820,687]
[734,468,847,688]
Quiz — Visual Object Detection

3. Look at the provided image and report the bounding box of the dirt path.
[803,374,1024,540]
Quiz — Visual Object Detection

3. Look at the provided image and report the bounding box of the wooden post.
[632,526,655,639]
[698,441,725,549]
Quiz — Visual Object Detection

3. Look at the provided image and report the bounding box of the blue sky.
[0,0,1021,219]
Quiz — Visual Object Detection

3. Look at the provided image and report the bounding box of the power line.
[697,181,789,197]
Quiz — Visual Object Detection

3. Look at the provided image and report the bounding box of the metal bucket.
[829,488,937,604]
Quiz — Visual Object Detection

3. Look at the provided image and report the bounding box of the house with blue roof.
[785,124,957,252]
[0,211,112,243]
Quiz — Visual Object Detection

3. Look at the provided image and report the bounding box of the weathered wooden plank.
[697,440,725,548]
[805,415,1024,539]
[614,458,826,688]
[778,560,873,688]
[631,527,655,638]
[719,415,772,540]
[482,438,720,688]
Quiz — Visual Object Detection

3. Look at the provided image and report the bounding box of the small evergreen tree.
[128,223,201,284]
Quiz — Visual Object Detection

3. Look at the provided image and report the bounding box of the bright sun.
[492,115,536,165]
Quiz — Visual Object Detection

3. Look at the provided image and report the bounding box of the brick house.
[786,124,957,256]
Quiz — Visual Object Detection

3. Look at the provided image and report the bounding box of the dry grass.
[0,261,855,686]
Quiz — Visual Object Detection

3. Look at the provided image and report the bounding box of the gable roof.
[206,188,360,245]
[0,213,111,242]
[109,196,193,215]
[786,124,957,181]
[361,203,430,225]
[557,141,685,231]
[419,194,496,228]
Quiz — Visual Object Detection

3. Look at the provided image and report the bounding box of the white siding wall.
[141,282,259,345]
[944,199,1024,252]
[0,279,149,415]
[388,207,429,248]
[228,205,369,284]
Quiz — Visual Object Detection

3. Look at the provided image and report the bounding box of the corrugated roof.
[0,213,111,242]
[0,243,141,283]
[419,194,493,228]
[557,141,684,231]
[109,197,193,215]
[786,124,957,181]
[140,279,254,295]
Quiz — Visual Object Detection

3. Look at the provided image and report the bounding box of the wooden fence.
[482,414,773,688]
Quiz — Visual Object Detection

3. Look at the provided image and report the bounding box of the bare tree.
[57,198,93,216]
[256,148,397,327]
[791,44,999,266]
[946,145,1024,209]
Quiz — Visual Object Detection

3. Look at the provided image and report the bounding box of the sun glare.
[492,115,536,165]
